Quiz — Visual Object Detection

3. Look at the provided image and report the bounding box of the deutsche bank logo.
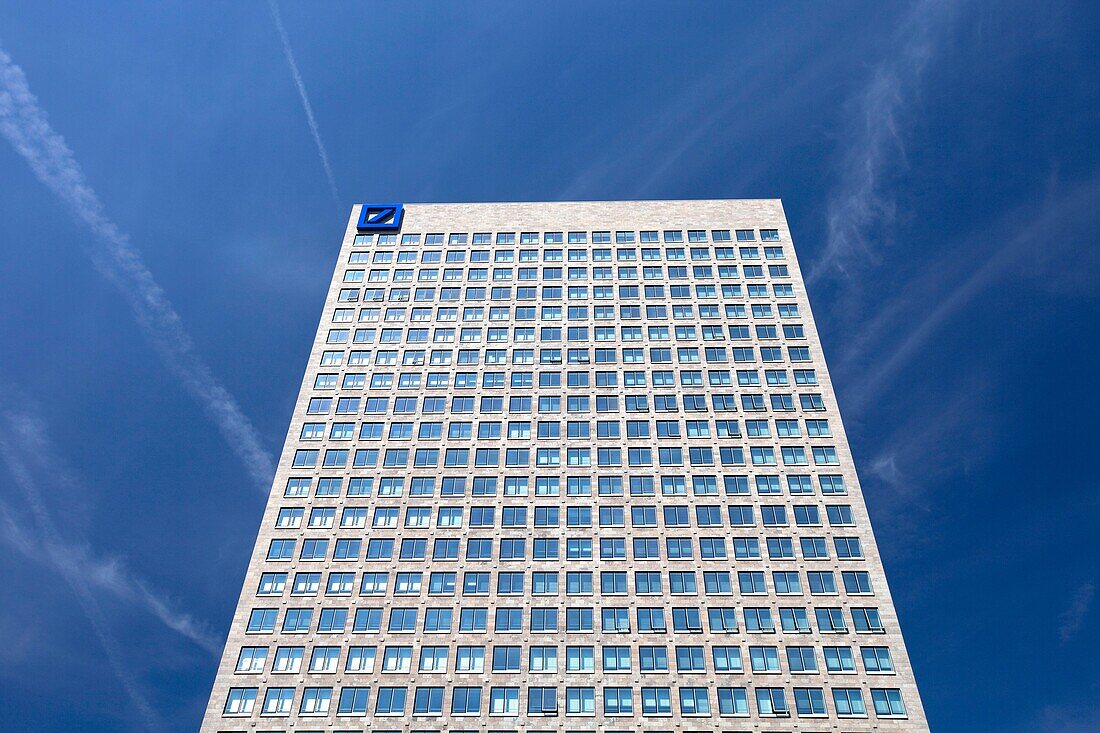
[357,204,404,232]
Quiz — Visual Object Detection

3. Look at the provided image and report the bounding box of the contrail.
[0,505,222,654]
[844,174,1099,414]
[0,408,160,728]
[0,394,222,655]
[0,46,275,490]
[268,0,340,202]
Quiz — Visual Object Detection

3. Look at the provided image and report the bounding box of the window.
[262,687,295,716]
[641,686,672,714]
[852,607,885,632]
[862,645,894,672]
[604,687,632,715]
[871,688,907,717]
[224,688,257,716]
[809,571,837,594]
[272,646,303,673]
[711,686,747,716]
[711,645,743,673]
[414,645,447,673]
[528,686,558,714]
[343,646,376,673]
[844,571,873,594]
[794,687,826,716]
[282,608,313,632]
[452,686,482,714]
[299,686,332,715]
[833,688,867,717]
[755,687,788,717]
[824,645,856,672]
[749,645,781,673]
[235,646,268,672]
[744,607,775,632]
[449,646,483,674]
[835,536,864,559]
[413,686,444,714]
[528,645,557,673]
[490,686,520,714]
[372,686,405,715]
[816,607,847,633]
[637,607,667,632]
[679,687,711,716]
[566,645,595,671]
[675,645,706,673]
[565,686,595,714]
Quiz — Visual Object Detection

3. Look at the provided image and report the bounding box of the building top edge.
[354,198,782,207]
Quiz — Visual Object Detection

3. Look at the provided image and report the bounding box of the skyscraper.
[202,200,928,731]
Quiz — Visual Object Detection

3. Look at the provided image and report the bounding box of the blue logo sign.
[357,204,404,232]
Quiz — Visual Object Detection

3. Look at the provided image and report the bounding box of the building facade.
[202,200,928,732]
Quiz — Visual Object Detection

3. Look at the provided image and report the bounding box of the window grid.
[203,203,926,732]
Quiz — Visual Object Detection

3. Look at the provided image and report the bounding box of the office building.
[202,200,929,731]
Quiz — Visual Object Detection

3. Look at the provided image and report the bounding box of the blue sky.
[0,1,1097,730]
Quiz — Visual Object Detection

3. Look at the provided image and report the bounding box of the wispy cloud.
[867,453,906,492]
[556,11,835,202]
[0,402,163,728]
[810,0,953,284]
[1029,705,1100,733]
[859,387,982,553]
[832,174,1099,574]
[0,45,275,490]
[0,507,221,655]
[1059,581,1095,643]
[841,174,1100,413]
[268,0,339,203]
[0,393,221,655]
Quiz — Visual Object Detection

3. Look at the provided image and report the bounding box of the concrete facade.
[201,200,929,732]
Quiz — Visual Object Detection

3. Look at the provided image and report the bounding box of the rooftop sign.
[356,204,404,232]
